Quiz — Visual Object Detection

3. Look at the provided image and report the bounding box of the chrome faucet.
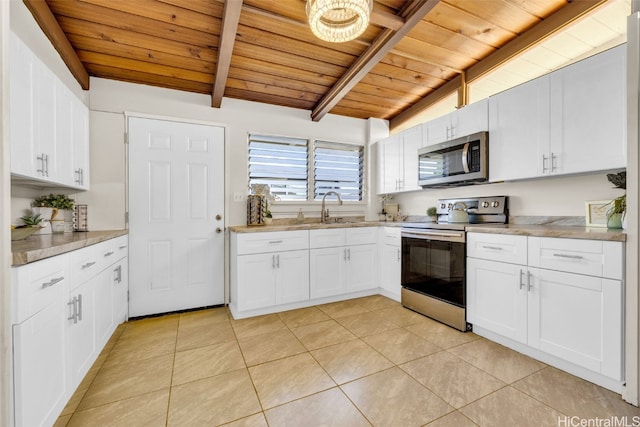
[321,191,343,223]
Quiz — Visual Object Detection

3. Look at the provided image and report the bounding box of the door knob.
[215,214,222,221]
[215,227,222,233]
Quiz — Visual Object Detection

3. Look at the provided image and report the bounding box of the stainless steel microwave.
[418,131,488,188]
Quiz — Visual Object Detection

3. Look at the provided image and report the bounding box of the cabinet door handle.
[347,248,351,261]
[75,168,83,184]
[343,248,347,261]
[552,253,583,260]
[527,271,532,292]
[37,153,46,176]
[482,245,503,251]
[81,261,96,269]
[42,276,64,288]
[271,255,275,269]
[397,248,401,262]
[44,154,49,177]
[114,265,122,284]
[268,240,283,244]
[77,294,83,321]
[104,251,115,257]
[67,297,78,323]
[542,154,548,173]
[519,269,525,290]
[276,254,280,269]
[551,153,557,172]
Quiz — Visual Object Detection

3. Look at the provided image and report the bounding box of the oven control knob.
[448,203,453,209]
[440,203,446,209]
[491,201,500,208]
[482,201,490,208]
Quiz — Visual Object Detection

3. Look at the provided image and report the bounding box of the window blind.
[313,141,363,201]
[248,134,309,201]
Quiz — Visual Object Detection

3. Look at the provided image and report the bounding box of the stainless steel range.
[401,196,508,331]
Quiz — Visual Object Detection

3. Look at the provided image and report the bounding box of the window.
[248,134,364,202]
[314,141,363,201]
[248,134,308,201]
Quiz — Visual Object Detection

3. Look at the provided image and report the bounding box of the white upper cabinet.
[376,124,423,194]
[10,33,37,178]
[10,32,90,190]
[489,45,626,182]
[423,99,488,146]
[549,45,626,175]
[489,75,550,181]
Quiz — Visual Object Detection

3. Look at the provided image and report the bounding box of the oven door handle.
[401,230,466,243]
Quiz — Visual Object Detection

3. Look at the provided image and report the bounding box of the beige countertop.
[229,221,626,242]
[465,224,626,242]
[12,230,128,266]
[228,221,384,233]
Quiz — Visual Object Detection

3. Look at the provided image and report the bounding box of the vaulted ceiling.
[24,0,608,130]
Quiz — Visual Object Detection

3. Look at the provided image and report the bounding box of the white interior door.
[128,117,224,317]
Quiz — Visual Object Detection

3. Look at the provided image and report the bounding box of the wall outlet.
[233,192,246,202]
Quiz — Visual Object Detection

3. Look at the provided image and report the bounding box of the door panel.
[129,117,225,316]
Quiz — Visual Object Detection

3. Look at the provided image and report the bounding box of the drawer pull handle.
[268,240,283,244]
[104,251,115,257]
[119,245,128,249]
[552,253,583,260]
[482,246,503,250]
[81,261,96,269]
[42,276,64,288]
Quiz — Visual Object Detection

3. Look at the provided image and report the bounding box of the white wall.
[386,172,622,219]
[88,77,373,228]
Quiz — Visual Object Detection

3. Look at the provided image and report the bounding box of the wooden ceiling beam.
[23,0,90,90]
[390,0,608,131]
[211,0,243,108]
[311,0,440,122]
[370,7,405,31]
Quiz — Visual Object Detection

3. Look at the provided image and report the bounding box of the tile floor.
[54,295,639,427]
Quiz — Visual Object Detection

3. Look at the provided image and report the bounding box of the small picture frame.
[585,200,611,227]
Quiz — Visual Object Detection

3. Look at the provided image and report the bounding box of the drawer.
[70,242,103,288]
[310,228,346,249]
[236,230,309,254]
[467,232,527,265]
[12,253,69,324]
[102,235,129,263]
[346,227,378,246]
[528,237,623,280]
[379,227,401,246]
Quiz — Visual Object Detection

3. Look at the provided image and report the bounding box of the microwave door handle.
[461,143,470,173]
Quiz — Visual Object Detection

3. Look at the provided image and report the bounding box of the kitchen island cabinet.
[467,232,624,392]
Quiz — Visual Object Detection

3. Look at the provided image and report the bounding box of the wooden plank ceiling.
[26,0,606,129]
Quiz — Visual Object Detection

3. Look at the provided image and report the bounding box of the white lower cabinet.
[231,230,310,314]
[11,235,128,427]
[467,232,624,389]
[378,227,401,300]
[309,228,377,299]
[230,227,379,317]
[67,279,96,390]
[235,249,309,311]
[12,254,69,427]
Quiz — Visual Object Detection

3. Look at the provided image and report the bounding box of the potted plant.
[11,213,44,240]
[427,206,437,222]
[32,193,76,233]
[606,172,626,229]
[264,204,273,225]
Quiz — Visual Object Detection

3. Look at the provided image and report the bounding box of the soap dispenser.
[297,209,304,224]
